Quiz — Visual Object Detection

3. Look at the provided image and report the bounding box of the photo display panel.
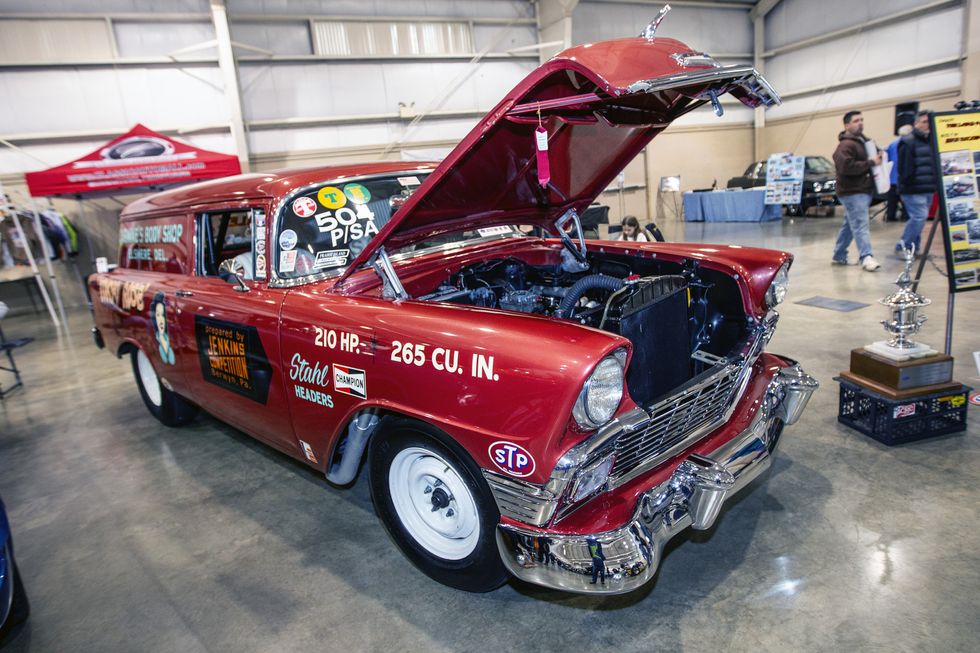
[932,110,980,293]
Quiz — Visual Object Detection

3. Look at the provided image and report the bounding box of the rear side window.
[198,208,267,281]
[119,216,188,273]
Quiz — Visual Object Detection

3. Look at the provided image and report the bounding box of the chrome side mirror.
[218,259,250,292]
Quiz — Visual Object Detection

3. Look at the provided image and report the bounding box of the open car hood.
[342,37,779,280]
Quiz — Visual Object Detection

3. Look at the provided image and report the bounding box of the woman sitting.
[616,215,649,242]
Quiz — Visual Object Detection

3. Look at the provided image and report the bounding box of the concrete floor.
[1,213,978,652]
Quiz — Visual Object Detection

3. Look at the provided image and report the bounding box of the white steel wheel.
[388,447,480,560]
[136,349,162,407]
[130,349,198,427]
[370,420,508,592]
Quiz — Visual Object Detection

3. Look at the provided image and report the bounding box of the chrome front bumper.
[495,363,818,595]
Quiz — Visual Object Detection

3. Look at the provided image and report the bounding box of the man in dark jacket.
[896,110,937,254]
[832,110,882,271]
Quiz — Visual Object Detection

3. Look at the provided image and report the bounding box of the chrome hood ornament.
[640,4,671,39]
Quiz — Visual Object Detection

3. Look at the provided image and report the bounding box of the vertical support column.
[752,16,765,162]
[536,0,578,64]
[210,0,251,173]
[961,0,980,101]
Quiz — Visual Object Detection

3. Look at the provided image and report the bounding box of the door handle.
[175,290,194,297]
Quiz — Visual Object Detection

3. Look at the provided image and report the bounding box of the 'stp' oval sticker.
[488,441,535,478]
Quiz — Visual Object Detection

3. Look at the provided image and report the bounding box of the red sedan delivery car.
[88,35,817,595]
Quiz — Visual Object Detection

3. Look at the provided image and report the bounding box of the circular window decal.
[279,229,298,251]
[291,197,317,218]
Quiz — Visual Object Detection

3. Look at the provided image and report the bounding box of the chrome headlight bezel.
[765,261,790,308]
[572,352,625,430]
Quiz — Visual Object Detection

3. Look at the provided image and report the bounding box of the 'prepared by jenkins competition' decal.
[194,316,272,403]
[488,441,535,478]
[333,364,367,399]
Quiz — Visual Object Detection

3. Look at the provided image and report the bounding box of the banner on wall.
[24,123,241,198]
[931,110,980,293]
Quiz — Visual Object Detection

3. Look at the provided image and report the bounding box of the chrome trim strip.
[625,64,781,107]
[494,363,817,595]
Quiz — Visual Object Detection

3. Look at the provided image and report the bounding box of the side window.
[198,209,266,281]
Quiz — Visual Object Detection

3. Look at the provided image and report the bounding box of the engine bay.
[417,253,750,405]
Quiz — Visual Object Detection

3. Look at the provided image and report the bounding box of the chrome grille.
[611,362,744,482]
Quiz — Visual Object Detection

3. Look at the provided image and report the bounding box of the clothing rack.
[0,180,67,331]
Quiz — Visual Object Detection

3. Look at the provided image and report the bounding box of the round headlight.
[765,262,790,307]
[572,355,624,429]
[813,182,823,192]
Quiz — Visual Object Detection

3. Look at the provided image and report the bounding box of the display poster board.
[659,175,681,192]
[931,110,980,293]
[764,153,804,205]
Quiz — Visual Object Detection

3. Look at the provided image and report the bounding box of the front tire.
[131,350,197,427]
[369,419,508,592]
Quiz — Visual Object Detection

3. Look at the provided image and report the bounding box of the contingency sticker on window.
[253,209,267,280]
[313,249,350,270]
[280,250,297,273]
[478,226,512,237]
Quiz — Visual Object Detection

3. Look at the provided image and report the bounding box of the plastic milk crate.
[835,378,971,445]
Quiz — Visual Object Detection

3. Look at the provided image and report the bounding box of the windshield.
[276,173,428,279]
[805,157,834,174]
[390,225,525,259]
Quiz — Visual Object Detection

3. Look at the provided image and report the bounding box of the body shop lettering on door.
[390,340,498,381]
[120,222,183,263]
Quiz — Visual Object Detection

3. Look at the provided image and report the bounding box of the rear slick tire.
[131,350,197,427]
[369,419,508,592]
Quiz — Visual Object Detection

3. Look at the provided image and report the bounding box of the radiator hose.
[557,274,624,318]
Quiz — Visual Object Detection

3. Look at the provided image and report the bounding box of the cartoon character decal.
[151,291,175,365]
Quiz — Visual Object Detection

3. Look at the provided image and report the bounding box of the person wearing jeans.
[832,110,882,271]
[896,111,937,254]
[833,193,874,263]
[832,111,881,272]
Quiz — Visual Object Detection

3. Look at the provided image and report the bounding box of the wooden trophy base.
[842,348,957,400]
[838,371,962,400]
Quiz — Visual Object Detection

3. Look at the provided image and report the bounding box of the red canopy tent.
[10,124,240,331]
[25,123,241,198]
